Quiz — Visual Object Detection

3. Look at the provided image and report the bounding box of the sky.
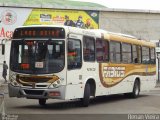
[72,0,160,10]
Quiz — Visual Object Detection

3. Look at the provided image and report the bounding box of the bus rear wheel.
[132,80,140,98]
[39,99,46,106]
[124,80,140,98]
[81,83,90,107]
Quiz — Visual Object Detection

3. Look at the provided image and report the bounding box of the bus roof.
[106,33,155,48]
[95,29,155,48]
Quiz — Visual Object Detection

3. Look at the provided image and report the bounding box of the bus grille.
[24,90,44,95]
[19,77,52,83]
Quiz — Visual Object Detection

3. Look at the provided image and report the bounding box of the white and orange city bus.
[8,25,156,107]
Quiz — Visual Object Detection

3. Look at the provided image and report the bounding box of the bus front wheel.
[81,83,90,107]
[39,99,46,106]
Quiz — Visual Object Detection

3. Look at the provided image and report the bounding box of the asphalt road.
[2,85,160,120]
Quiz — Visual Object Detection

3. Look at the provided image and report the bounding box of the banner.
[24,9,99,29]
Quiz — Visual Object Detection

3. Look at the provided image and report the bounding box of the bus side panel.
[65,84,84,99]
[140,64,156,91]
[109,76,134,95]
[98,63,156,95]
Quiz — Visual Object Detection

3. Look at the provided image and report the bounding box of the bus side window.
[132,45,138,63]
[110,41,121,63]
[83,36,95,62]
[137,46,142,63]
[96,39,109,62]
[150,48,156,64]
[68,39,82,69]
[142,46,150,64]
[122,43,132,63]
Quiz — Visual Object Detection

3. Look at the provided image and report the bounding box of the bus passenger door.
[66,35,83,99]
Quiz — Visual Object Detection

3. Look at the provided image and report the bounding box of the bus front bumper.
[8,83,66,99]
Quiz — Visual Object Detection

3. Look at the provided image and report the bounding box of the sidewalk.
[0,83,6,116]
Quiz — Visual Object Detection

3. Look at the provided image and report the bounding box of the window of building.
[110,41,121,63]
[83,36,95,62]
[122,43,132,63]
[96,39,109,62]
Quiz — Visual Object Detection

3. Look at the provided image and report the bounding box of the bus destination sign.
[12,27,65,39]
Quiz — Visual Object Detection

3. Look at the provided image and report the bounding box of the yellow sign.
[24,9,99,29]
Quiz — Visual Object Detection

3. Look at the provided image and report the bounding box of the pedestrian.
[2,61,8,83]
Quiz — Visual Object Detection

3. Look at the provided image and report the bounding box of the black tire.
[131,80,140,98]
[124,80,140,98]
[39,99,46,106]
[81,83,90,107]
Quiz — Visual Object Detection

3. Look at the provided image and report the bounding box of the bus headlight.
[49,79,61,88]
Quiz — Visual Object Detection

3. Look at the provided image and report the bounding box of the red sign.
[20,64,30,69]
[0,27,13,38]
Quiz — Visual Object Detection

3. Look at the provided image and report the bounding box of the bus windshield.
[10,40,65,74]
